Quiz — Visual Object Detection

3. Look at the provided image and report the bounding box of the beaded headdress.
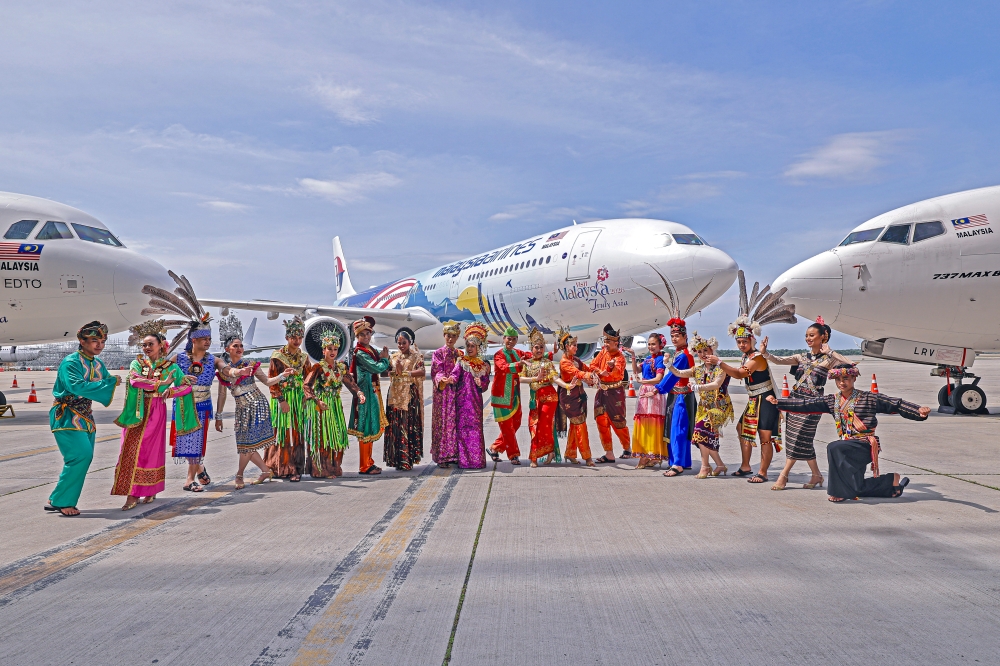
[631,262,714,336]
[138,270,212,356]
[828,364,860,379]
[442,320,461,336]
[727,270,796,339]
[528,326,546,348]
[77,320,109,340]
[283,315,305,338]
[218,313,244,349]
[127,319,167,345]
[464,323,488,348]
[689,331,718,353]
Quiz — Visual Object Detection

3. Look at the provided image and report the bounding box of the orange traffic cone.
[870,373,879,394]
[627,379,637,398]
[11,375,18,388]
[781,375,790,398]
[27,382,38,403]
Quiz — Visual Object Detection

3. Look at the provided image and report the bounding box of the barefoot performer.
[769,363,930,502]
[710,271,797,484]
[45,321,121,517]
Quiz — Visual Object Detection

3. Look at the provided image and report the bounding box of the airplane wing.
[199,299,439,333]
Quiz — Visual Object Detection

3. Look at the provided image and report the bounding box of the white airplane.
[203,219,739,363]
[772,184,1000,414]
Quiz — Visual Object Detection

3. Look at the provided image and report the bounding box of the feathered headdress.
[632,263,714,335]
[726,270,796,339]
[138,271,212,356]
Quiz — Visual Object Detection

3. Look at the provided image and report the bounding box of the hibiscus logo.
[596,266,609,283]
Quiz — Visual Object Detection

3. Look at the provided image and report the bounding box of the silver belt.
[746,380,774,397]
[671,386,692,394]
[192,386,212,403]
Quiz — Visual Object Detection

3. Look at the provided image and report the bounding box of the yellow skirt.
[632,386,669,460]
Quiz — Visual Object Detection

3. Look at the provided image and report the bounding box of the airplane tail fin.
[333,236,357,299]
[244,317,257,350]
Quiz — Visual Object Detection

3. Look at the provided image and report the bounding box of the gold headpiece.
[528,327,546,348]
[320,330,342,349]
[442,320,461,336]
[464,323,488,347]
[556,328,577,350]
[128,319,167,346]
[78,320,109,341]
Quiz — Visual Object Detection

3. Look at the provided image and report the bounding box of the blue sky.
[2,1,999,347]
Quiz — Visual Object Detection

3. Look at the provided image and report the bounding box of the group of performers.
[42,271,932,517]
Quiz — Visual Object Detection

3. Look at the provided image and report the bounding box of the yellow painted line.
[290,468,453,665]
[0,485,229,599]
[0,434,118,463]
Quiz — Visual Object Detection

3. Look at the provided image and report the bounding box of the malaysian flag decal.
[951,214,989,229]
[0,243,43,260]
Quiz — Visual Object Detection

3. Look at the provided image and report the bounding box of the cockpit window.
[838,228,883,246]
[72,223,124,247]
[878,223,911,245]
[3,220,38,240]
[697,235,711,247]
[913,220,945,243]
[672,234,704,245]
[35,221,74,240]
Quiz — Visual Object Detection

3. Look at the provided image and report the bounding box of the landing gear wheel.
[937,384,956,408]
[951,384,987,414]
[0,390,5,405]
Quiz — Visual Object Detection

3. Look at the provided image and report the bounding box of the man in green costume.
[46,321,121,516]
[487,326,531,465]
[348,316,390,475]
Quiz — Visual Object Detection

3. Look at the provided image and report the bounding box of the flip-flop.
[359,466,383,475]
[44,504,79,516]
[748,473,768,483]
[487,448,501,463]
[892,476,910,498]
[197,469,211,485]
[595,455,616,464]
[620,450,633,459]
[731,468,754,477]
[509,457,522,466]
[183,482,204,492]
[663,467,684,477]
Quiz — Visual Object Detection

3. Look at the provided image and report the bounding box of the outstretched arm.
[875,394,931,420]
[771,395,831,415]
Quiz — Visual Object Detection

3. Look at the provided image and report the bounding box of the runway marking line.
[0,485,230,604]
[288,468,453,666]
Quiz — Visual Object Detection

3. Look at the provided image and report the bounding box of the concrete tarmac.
[2,358,1000,665]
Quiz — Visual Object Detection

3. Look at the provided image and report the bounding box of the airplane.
[202,219,740,364]
[772,184,1000,415]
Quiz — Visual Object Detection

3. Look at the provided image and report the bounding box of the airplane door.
[449,274,461,301]
[566,229,601,281]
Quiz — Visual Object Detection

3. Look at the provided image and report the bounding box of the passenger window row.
[466,255,553,282]
[2,219,124,246]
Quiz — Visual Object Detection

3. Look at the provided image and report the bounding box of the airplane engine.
[0,347,42,363]
[303,317,353,363]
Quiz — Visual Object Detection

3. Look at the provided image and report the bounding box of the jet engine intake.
[303,317,353,363]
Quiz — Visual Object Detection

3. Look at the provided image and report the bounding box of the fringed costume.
[303,349,362,477]
[218,359,275,455]
[266,317,312,478]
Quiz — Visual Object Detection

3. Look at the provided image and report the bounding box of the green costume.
[114,358,197,431]
[49,350,119,508]
[348,345,390,442]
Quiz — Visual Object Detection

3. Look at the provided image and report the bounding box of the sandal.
[585,459,596,467]
[565,457,580,465]
[45,505,79,517]
[803,475,824,489]
[141,496,155,504]
[438,462,451,469]
[748,473,768,483]
[487,447,501,463]
[770,473,788,491]
[595,455,616,464]
[509,457,521,466]
[183,482,204,492]
[731,468,754,477]
[663,466,684,477]
[197,469,211,486]
[695,465,712,479]
[711,465,728,477]
[828,496,858,503]
[891,476,910,498]
[289,474,301,482]
[122,500,139,511]
[253,471,273,485]
[360,465,382,475]
[620,450,633,459]
[235,475,245,490]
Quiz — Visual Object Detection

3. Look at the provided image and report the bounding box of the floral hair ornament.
[828,364,861,379]
[726,270,797,339]
[632,263,715,337]
[689,331,718,353]
[77,320,109,341]
[138,270,212,358]
[282,315,305,338]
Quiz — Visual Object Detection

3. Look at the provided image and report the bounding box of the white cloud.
[200,200,251,212]
[784,131,906,181]
[310,82,378,125]
[350,259,396,271]
[489,201,543,222]
[620,181,725,217]
[297,172,401,203]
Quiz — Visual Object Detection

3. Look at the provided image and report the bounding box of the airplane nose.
[692,246,739,304]
[772,251,843,323]
[113,251,173,324]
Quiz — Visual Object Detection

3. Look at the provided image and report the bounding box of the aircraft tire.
[0,390,5,405]
[937,384,957,407]
[951,384,987,415]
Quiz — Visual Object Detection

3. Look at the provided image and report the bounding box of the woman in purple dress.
[432,322,492,468]
[431,321,463,467]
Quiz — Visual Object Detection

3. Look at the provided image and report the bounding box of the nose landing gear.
[932,366,989,415]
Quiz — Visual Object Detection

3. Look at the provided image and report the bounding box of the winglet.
[244,317,257,349]
[333,236,357,299]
